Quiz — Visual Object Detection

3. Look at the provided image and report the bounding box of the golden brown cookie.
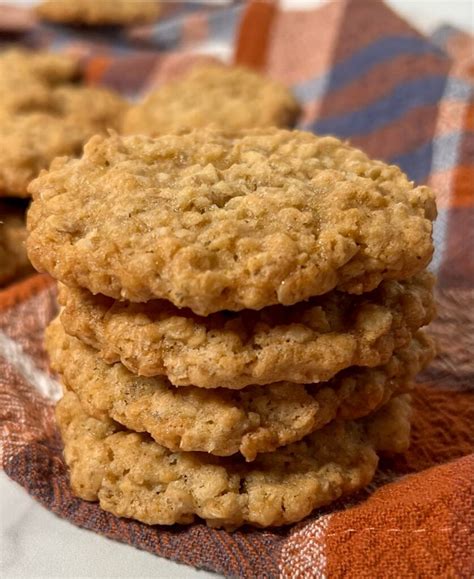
[58,273,435,388]
[122,65,301,135]
[56,390,411,529]
[0,48,79,115]
[47,85,130,127]
[27,130,436,314]
[0,201,33,286]
[0,48,79,85]
[36,0,161,26]
[47,318,432,461]
[0,87,128,197]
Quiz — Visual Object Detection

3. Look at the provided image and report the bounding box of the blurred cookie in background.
[36,0,161,27]
[122,65,301,135]
[0,47,129,200]
[0,86,128,198]
[0,48,80,115]
[0,46,129,285]
[0,200,33,287]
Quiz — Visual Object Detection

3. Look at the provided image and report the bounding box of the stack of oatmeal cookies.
[0,48,128,286]
[28,128,436,529]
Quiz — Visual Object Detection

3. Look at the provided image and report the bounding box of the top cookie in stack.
[28,130,435,313]
[30,128,437,528]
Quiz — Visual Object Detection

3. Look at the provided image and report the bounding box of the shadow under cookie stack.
[28,129,437,530]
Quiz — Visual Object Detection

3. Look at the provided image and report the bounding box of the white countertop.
[0,1,472,578]
[0,471,215,578]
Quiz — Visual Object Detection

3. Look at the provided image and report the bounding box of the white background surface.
[0,471,214,579]
[0,1,473,578]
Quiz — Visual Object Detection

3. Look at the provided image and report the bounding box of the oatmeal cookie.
[0,87,128,197]
[27,130,436,314]
[0,201,33,286]
[0,48,79,114]
[47,318,432,461]
[58,273,435,388]
[0,48,79,85]
[47,85,130,127]
[36,0,161,26]
[122,65,301,135]
[56,391,411,528]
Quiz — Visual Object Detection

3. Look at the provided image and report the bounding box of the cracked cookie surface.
[56,391,411,529]
[122,65,301,135]
[28,130,436,314]
[47,318,431,461]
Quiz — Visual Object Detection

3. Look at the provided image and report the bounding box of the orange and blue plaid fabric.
[0,1,472,576]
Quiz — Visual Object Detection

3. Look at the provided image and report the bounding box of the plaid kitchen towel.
[0,1,473,577]
[0,1,245,97]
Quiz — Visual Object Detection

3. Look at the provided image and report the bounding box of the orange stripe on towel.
[84,56,114,85]
[234,0,277,71]
[0,274,54,311]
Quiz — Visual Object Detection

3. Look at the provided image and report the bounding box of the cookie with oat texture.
[58,273,435,388]
[28,130,436,314]
[56,391,412,529]
[47,318,432,461]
